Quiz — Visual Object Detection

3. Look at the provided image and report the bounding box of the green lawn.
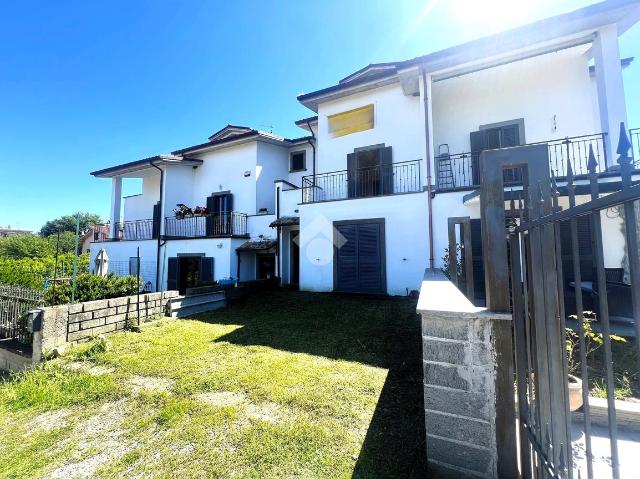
[0,290,426,479]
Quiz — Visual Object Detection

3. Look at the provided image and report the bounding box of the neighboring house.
[79,224,110,253]
[90,0,640,299]
[0,226,32,237]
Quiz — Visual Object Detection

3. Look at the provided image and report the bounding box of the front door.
[290,230,300,286]
[334,220,385,294]
[257,254,275,280]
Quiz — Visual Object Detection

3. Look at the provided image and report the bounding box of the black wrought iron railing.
[164,212,248,239]
[114,219,157,241]
[301,160,422,204]
[436,133,617,191]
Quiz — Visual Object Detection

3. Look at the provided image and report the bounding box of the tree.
[40,212,102,237]
[0,234,52,259]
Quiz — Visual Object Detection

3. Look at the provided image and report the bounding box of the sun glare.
[452,0,549,31]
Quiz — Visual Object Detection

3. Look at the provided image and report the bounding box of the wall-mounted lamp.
[217,243,223,249]
[244,171,251,177]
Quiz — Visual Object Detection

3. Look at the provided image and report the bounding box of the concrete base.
[0,344,33,372]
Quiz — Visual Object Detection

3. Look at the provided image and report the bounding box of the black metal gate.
[0,284,43,345]
[507,125,640,479]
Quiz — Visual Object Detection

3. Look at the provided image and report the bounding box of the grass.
[0,290,425,478]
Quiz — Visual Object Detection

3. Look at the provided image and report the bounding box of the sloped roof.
[236,239,277,252]
[208,125,254,141]
[269,216,299,228]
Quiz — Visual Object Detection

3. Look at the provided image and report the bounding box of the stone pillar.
[417,269,517,478]
[110,176,123,239]
[593,24,628,165]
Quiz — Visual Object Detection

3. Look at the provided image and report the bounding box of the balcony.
[301,160,422,204]
[163,212,248,239]
[435,132,640,191]
[93,219,158,241]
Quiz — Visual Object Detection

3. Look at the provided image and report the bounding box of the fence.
[164,212,248,238]
[301,160,422,203]
[436,133,613,190]
[0,284,44,345]
[478,124,640,478]
[104,260,157,292]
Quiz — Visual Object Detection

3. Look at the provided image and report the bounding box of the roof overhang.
[90,155,203,179]
[172,131,288,156]
[297,0,640,111]
[269,216,300,228]
[236,239,277,252]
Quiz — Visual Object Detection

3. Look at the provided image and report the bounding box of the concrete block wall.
[36,291,179,354]
[417,269,515,479]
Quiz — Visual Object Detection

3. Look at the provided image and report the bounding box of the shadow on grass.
[198,289,426,478]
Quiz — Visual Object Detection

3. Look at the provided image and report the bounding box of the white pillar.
[110,176,122,239]
[593,24,628,166]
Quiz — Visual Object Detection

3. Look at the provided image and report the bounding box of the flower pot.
[568,374,583,411]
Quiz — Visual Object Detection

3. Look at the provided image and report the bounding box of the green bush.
[45,272,140,306]
[0,254,90,289]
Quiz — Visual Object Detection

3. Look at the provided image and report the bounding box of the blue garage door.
[335,221,385,294]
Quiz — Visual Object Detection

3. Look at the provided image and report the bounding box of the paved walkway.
[572,423,640,478]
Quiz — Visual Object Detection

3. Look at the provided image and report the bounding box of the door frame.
[332,218,386,294]
[289,230,300,286]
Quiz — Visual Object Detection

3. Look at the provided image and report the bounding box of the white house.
[91,0,640,300]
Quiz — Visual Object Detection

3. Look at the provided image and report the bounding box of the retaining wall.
[35,291,179,355]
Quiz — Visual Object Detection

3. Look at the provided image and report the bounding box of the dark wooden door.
[335,221,385,294]
[290,231,300,286]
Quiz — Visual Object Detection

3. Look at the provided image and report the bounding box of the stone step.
[168,292,226,318]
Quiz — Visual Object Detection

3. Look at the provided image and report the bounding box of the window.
[327,104,374,138]
[290,151,306,172]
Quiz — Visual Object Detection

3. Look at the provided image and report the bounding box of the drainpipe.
[305,120,317,183]
[150,160,165,292]
[421,68,435,270]
[276,186,281,281]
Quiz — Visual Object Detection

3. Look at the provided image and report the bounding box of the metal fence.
[105,260,157,292]
[436,133,612,190]
[164,212,248,238]
[301,160,422,203]
[0,284,44,345]
[505,125,640,478]
[114,219,156,241]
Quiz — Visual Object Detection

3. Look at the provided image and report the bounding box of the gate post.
[418,269,516,478]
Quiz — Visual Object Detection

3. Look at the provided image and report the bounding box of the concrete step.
[168,292,226,318]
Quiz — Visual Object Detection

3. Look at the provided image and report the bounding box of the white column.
[593,24,628,166]
[110,176,122,239]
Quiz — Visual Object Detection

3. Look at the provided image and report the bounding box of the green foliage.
[0,254,89,289]
[44,273,139,306]
[0,232,79,259]
[40,212,102,237]
[592,375,633,400]
[566,311,626,374]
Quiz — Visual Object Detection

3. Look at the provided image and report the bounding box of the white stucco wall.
[89,239,158,290]
[298,192,429,296]
[256,142,289,214]
[431,46,600,157]
[286,143,313,187]
[277,185,302,217]
[123,174,160,222]
[315,83,424,174]
[247,213,276,239]
[162,165,195,219]
[190,142,258,216]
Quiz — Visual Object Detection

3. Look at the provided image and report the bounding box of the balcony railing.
[114,219,157,241]
[436,133,619,191]
[164,212,248,239]
[301,160,422,204]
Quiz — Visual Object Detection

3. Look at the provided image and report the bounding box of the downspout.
[150,160,165,292]
[421,68,435,269]
[276,186,281,281]
[305,120,317,184]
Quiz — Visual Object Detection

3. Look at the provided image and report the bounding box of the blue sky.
[1,0,639,231]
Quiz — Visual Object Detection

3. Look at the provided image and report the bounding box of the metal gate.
[0,284,44,345]
[507,125,640,479]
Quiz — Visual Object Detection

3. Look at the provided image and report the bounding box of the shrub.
[45,273,140,306]
[0,254,90,289]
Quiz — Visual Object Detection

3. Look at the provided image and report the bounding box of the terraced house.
[91,0,640,300]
